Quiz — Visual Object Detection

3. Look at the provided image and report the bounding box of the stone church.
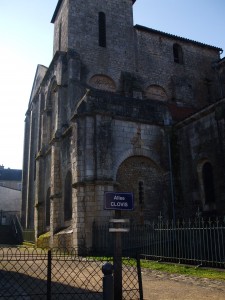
[21,0,225,248]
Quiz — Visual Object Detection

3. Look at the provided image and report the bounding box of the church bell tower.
[51,0,136,88]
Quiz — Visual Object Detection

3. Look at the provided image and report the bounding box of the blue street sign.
[104,192,134,211]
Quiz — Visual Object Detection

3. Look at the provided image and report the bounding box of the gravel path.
[142,269,225,300]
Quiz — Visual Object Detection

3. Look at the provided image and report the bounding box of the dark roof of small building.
[0,168,22,181]
[134,25,223,51]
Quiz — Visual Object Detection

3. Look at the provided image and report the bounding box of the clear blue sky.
[0,0,224,169]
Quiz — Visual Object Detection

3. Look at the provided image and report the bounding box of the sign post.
[104,192,133,300]
[113,210,122,300]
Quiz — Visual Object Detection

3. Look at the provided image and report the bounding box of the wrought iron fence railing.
[93,219,225,268]
[0,210,35,244]
[0,211,23,245]
[11,214,23,244]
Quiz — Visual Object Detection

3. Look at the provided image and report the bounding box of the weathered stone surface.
[21,0,225,247]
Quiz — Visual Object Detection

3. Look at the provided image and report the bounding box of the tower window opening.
[138,181,144,204]
[202,162,215,205]
[99,12,106,47]
[59,22,62,51]
[173,43,183,64]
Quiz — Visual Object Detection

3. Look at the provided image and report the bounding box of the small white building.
[0,165,22,213]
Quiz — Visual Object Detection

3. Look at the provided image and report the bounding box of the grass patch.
[21,242,35,248]
[85,257,225,281]
[36,231,50,249]
[141,260,225,281]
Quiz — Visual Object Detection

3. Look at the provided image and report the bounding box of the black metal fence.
[0,211,23,245]
[0,211,35,244]
[0,247,142,299]
[93,219,225,268]
[11,214,23,244]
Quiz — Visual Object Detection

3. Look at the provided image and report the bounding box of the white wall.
[0,186,22,212]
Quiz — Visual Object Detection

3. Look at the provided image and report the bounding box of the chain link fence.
[0,247,142,299]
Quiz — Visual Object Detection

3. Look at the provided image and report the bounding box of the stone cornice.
[71,89,168,125]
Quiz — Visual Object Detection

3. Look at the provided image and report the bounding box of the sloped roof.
[135,25,222,51]
[29,64,48,106]
[51,0,63,23]
[0,169,22,181]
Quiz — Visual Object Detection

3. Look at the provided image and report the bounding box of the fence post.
[136,254,144,300]
[47,250,52,300]
[102,262,114,300]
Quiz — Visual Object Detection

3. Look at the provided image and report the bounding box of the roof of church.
[135,25,222,51]
[0,168,22,181]
[51,0,136,23]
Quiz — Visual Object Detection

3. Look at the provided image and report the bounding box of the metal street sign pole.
[104,192,133,300]
[113,210,122,300]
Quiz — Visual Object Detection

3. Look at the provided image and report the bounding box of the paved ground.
[142,268,225,300]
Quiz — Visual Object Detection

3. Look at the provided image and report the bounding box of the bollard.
[102,262,114,300]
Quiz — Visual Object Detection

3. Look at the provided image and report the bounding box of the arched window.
[46,188,51,227]
[64,171,72,221]
[89,74,116,92]
[202,162,215,204]
[145,84,168,101]
[173,43,183,64]
[99,12,106,47]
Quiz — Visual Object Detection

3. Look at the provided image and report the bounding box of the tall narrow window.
[202,162,215,204]
[204,78,212,103]
[46,188,51,227]
[64,171,72,221]
[48,83,57,141]
[58,23,62,51]
[138,181,144,204]
[99,12,106,47]
[173,43,183,64]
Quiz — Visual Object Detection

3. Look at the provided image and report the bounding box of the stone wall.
[68,92,172,246]
[22,1,224,249]
[51,1,221,109]
[175,99,225,218]
[135,26,221,107]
